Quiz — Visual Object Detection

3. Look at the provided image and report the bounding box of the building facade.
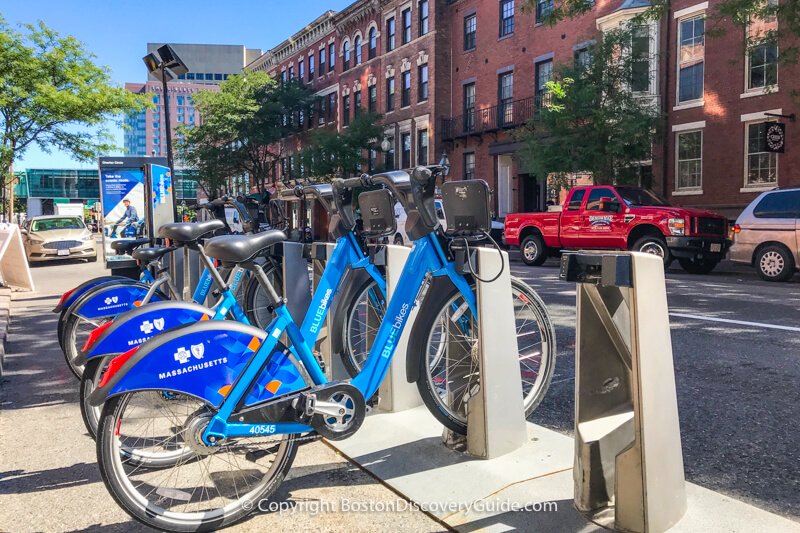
[249,0,797,220]
[146,43,262,84]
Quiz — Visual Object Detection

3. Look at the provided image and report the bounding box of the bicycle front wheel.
[409,276,556,435]
[96,391,297,532]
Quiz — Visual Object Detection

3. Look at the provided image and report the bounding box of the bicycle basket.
[440,180,491,236]
[358,189,397,238]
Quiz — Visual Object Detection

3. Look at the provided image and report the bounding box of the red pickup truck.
[504,185,730,274]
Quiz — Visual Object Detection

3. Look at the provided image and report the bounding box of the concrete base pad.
[329,406,800,532]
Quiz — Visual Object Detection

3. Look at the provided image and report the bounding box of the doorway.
[497,155,514,218]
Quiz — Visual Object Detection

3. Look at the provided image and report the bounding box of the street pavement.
[0,256,798,531]
[0,260,443,533]
[512,255,800,521]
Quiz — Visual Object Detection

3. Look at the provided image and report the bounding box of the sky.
[1,0,353,170]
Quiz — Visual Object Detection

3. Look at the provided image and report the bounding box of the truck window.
[585,188,616,211]
[567,190,586,210]
[753,191,800,219]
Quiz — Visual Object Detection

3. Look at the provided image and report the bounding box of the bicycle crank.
[295,383,366,441]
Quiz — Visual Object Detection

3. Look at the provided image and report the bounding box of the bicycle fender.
[53,276,133,313]
[76,301,217,366]
[70,282,163,321]
[88,321,266,408]
[58,278,139,349]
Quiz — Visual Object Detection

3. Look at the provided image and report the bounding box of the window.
[574,46,592,71]
[418,64,429,102]
[401,132,412,168]
[746,0,778,91]
[387,17,396,51]
[498,72,514,126]
[288,66,294,80]
[343,41,351,71]
[319,97,327,126]
[214,73,223,81]
[535,60,553,109]
[746,121,778,186]
[586,188,616,210]
[152,95,160,104]
[753,191,800,218]
[464,14,477,50]
[417,129,429,165]
[401,71,411,107]
[309,55,315,81]
[319,48,326,76]
[186,73,195,80]
[355,36,362,65]
[567,189,587,210]
[676,130,703,190]
[281,70,288,84]
[419,0,429,35]
[464,152,476,180]
[343,95,351,127]
[385,136,396,170]
[402,8,412,44]
[630,26,652,93]
[463,82,476,132]
[328,93,336,122]
[205,73,213,81]
[354,90,362,117]
[536,0,553,22]
[678,16,705,103]
[369,28,378,59]
[369,85,377,113]
[177,96,185,106]
[329,43,336,72]
[500,0,515,37]
[368,149,378,173]
[386,77,396,112]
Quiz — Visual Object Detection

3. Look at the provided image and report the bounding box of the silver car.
[729,188,799,282]
[23,216,97,263]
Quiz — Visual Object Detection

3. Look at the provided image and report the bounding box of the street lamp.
[143,45,188,179]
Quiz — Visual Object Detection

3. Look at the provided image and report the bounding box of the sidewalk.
[0,261,443,533]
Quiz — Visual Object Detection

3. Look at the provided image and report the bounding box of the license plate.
[57,249,70,256]
[710,243,722,253]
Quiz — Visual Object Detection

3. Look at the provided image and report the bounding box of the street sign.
[765,123,785,153]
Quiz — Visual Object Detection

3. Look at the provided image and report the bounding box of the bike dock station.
[327,250,796,532]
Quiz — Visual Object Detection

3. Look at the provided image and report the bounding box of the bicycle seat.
[158,220,225,243]
[204,230,287,264]
[131,247,174,262]
[110,238,151,255]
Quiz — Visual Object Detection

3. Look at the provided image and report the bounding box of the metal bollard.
[562,251,687,533]
[377,245,423,412]
[442,246,527,459]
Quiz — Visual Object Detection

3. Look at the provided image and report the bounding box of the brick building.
[249,0,798,221]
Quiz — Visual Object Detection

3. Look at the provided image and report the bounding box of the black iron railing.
[441,95,550,141]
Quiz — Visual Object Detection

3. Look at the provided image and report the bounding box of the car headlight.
[668,218,686,236]
[81,235,94,242]
[27,236,44,244]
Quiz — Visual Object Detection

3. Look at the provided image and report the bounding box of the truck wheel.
[678,257,719,275]
[755,245,795,282]
[520,235,547,266]
[632,236,671,266]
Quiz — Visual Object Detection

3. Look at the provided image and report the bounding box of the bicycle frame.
[201,231,475,441]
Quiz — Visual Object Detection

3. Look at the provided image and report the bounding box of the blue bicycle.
[89,168,555,532]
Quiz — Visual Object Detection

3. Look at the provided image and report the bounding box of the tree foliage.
[0,16,149,214]
[177,73,316,197]
[517,27,664,185]
[298,112,384,181]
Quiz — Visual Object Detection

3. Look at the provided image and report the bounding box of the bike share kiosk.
[98,157,175,278]
[561,251,687,533]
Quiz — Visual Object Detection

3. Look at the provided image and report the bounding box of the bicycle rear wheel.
[409,276,556,435]
[96,391,297,532]
[242,264,283,329]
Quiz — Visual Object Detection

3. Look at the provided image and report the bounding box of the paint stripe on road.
[669,312,800,333]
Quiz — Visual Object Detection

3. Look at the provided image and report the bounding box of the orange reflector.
[133,301,142,307]
[218,385,232,397]
[200,314,210,321]
[265,380,282,394]
[247,336,262,352]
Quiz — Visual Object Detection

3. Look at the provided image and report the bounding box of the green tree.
[178,74,316,197]
[0,16,149,217]
[298,112,384,181]
[518,28,664,185]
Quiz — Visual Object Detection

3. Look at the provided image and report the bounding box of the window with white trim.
[678,15,704,103]
[746,0,778,91]
[676,130,702,190]
[745,121,778,186]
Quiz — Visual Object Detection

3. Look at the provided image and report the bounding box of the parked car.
[504,185,730,274]
[729,188,799,282]
[392,199,504,246]
[22,215,97,263]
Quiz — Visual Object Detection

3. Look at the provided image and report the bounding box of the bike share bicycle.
[87,167,556,532]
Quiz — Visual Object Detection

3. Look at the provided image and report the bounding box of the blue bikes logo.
[309,289,333,334]
[380,303,410,359]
